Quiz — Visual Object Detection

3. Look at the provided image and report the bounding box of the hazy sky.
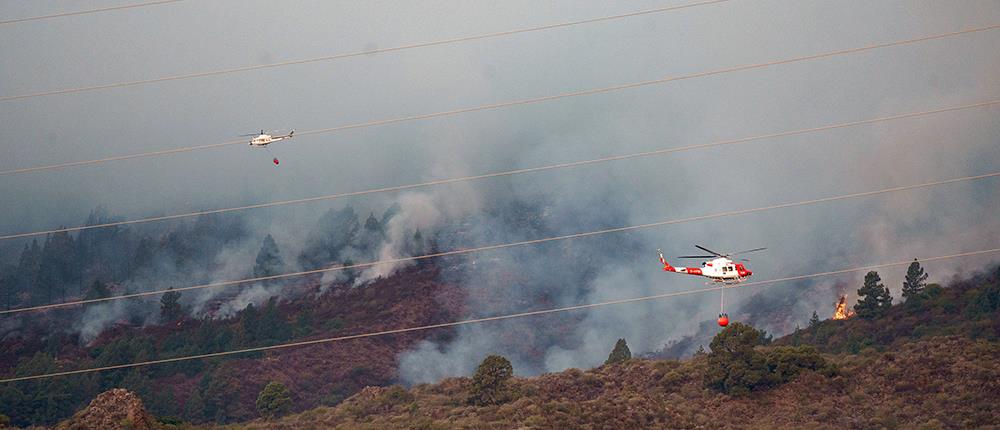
[2,0,999,377]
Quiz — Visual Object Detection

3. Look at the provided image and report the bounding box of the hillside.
[192,265,1000,429]
[206,335,999,429]
[0,264,466,426]
[780,266,1000,353]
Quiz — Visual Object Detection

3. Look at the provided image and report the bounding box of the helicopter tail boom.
[658,250,702,275]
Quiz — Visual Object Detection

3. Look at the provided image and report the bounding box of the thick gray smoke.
[1,1,998,374]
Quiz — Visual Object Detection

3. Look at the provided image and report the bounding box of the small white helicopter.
[240,129,294,165]
[657,245,765,326]
[242,129,294,147]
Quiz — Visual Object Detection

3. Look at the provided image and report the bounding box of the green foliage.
[855,271,892,319]
[325,317,346,332]
[253,234,285,279]
[763,345,831,382]
[965,279,1000,318]
[256,381,293,419]
[705,323,831,395]
[0,413,9,426]
[605,338,631,365]
[2,352,99,427]
[298,206,361,270]
[84,279,112,300]
[240,298,292,346]
[703,322,772,395]
[160,288,183,322]
[468,355,514,406]
[183,388,206,422]
[903,259,929,302]
[37,231,80,303]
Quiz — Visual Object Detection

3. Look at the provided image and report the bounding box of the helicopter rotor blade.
[730,247,767,256]
[677,255,717,259]
[695,245,725,257]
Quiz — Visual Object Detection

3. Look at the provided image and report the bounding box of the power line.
[3,170,996,316]
[0,0,728,101]
[2,99,996,242]
[0,0,185,26]
[2,23,996,177]
[2,247,995,383]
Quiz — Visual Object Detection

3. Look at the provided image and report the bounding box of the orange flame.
[833,295,855,320]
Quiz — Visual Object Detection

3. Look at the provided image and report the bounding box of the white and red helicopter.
[241,129,294,165]
[657,245,765,327]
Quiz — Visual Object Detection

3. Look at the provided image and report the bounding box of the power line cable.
[0,0,185,26]
[2,99,996,241]
[0,0,729,100]
[2,170,996,316]
[2,247,995,383]
[2,23,996,177]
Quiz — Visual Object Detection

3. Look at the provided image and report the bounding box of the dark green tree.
[404,229,426,256]
[902,259,929,302]
[808,311,821,329]
[253,234,285,279]
[298,206,360,270]
[0,271,15,310]
[183,388,206,422]
[854,271,892,319]
[256,381,292,419]
[694,345,707,357]
[160,288,183,322]
[604,338,631,365]
[259,297,291,343]
[468,355,514,406]
[13,239,42,305]
[240,303,260,345]
[364,212,382,234]
[37,231,79,303]
[84,280,111,301]
[130,236,155,274]
[703,322,772,395]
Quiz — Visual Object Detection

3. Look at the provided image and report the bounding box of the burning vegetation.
[832,295,855,320]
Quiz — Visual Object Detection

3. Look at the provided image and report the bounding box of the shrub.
[256,381,293,419]
[763,345,829,383]
[468,355,514,406]
[605,338,631,365]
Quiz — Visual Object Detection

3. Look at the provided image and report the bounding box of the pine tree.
[694,345,707,357]
[256,381,292,418]
[240,303,260,344]
[364,212,382,233]
[38,231,79,303]
[253,234,285,279]
[160,288,183,322]
[84,280,111,300]
[130,236,155,274]
[808,311,820,329]
[854,271,892,319]
[902,259,929,302]
[605,338,632,365]
[259,297,291,343]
